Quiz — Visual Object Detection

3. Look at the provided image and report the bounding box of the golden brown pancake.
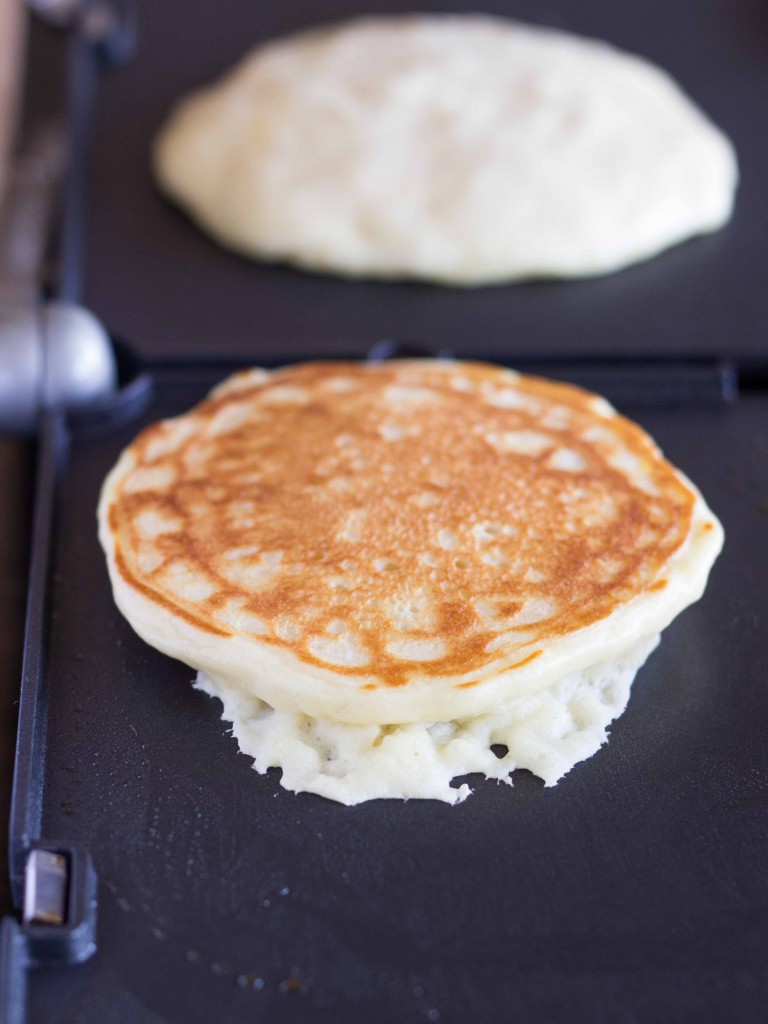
[99,360,721,734]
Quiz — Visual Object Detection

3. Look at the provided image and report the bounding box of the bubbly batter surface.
[154,15,737,284]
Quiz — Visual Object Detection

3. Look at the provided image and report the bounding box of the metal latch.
[16,844,97,968]
[23,850,67,927]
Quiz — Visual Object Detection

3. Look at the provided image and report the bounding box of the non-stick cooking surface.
[79,0,767,362]
[23,365,768,1023]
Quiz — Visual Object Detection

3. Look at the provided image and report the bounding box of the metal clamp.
[0,300,117,434]
[20,844,97,968]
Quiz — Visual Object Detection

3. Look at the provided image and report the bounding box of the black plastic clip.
[0,844,97,1024]
[13,843,97,970]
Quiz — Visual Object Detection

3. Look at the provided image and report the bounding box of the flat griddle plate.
[16,364,768,1024]
[9,1,768,1017]
[78,0,768,363]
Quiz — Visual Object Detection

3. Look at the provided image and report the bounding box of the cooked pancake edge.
[98,359,723,723]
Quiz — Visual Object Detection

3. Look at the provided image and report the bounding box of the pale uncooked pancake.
[194,636,660,804]
[99,360,723,803]
[154,15,737,285]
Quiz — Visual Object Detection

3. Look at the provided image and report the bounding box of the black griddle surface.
[80,0,767,362]
[23,367,768,1023]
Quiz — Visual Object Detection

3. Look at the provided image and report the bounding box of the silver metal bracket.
[23,850,67,927]
[0,301,117,434]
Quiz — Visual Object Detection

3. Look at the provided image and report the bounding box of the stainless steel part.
[0,303,117,434]
[22,851,67,927]
[43,300,116,410]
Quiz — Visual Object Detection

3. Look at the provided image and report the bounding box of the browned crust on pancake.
[455,649,543,687]
[113,548,232,639]
[105,361,695,686]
